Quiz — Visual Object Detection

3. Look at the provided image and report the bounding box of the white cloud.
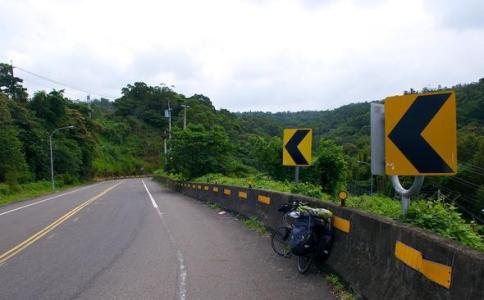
[0,0,483,111]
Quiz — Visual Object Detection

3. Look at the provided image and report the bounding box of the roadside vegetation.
[0,180,80,207]
[242,216,268,235]
[325,273,356,300]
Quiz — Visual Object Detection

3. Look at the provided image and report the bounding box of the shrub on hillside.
[405,200,484,251]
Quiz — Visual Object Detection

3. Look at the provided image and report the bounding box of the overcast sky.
[1,0,483,111]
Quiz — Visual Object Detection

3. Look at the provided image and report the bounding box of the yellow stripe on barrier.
[257,195,271,205]
[395,241,452,288]
[224,189,231,196]
[238,191,247,199]
[395,241,422,271]
[213,187,219,192]
[198,185,202,190]
[204,186,209,191]
[333,216,350,233]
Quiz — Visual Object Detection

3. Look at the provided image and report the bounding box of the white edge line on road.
[142,180,159,209]
[141,179,187,300]
[0,183,101,217]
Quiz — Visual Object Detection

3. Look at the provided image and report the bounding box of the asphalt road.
[0,178,335,300]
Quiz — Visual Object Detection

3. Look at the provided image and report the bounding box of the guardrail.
[154,176,484,300]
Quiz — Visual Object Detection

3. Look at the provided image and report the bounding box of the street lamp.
[49,125,75,190]
[181,104,189,129]
[357,160,373,195]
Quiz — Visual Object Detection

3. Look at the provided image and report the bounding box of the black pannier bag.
[315,219,334,259]
[288,215,314,256]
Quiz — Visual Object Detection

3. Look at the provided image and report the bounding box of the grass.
[207,201,221,210]
[242,216,268,235]
[0,180,84,207]
[202,197,268,236]
[325,273,356,300]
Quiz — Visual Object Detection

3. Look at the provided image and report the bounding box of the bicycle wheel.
[271,227,291,257]
[297,253,314,274]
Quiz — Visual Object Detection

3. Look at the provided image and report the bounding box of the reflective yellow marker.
[395,241,452,288]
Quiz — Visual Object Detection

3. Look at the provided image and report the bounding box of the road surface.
[0,178,335,299]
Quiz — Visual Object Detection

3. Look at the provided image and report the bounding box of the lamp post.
[49,125,75,190]
[357,160,373,195]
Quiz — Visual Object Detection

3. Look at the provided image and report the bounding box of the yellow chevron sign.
[283,129,312,166]
[385,92,457,175]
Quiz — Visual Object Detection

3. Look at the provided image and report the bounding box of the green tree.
[313,139,347,194]
[29,90,67,126]
[0,63,28,102]
[166,124,233,179]
[0,93,30,184]
[247,135,293,181]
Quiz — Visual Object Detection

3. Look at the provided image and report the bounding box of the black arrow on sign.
[388,93,453,173]
[285,129,310,165]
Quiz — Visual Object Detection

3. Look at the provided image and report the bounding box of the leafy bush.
[290,182,329,199]
[405,200,484,251]
[347,195,484,251]
[346,195,402,219]
[0,183,10,195]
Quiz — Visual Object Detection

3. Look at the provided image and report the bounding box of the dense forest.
[0,62,482,220]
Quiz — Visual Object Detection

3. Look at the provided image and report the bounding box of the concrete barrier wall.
[156,176,484,300]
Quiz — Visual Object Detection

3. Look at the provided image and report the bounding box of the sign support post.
[295,166,300,183]
[390,176,424,214]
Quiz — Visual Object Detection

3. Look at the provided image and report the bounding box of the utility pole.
[163,132,167,166]
[181,104,189,129]
[87,94,91,119]
[10,60,15,100]
[167,101,172,139]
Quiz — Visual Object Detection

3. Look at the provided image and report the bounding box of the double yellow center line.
[0,181,123,265]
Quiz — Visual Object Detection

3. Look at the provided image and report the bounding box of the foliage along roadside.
[0,180,85,207]
[160,172,484,251]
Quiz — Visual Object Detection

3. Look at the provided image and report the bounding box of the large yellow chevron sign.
[283,129,312,166]
[385,91,457,175]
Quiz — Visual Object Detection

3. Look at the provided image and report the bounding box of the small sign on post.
[338,191,348,207]
[283,128,312,183]
[283,129,312,166]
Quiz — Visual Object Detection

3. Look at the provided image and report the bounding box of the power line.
[460,161,484,173]
[459,167,484,177]
[13,65,117,100]
[20,76,82,100]
[449,176,481,189]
